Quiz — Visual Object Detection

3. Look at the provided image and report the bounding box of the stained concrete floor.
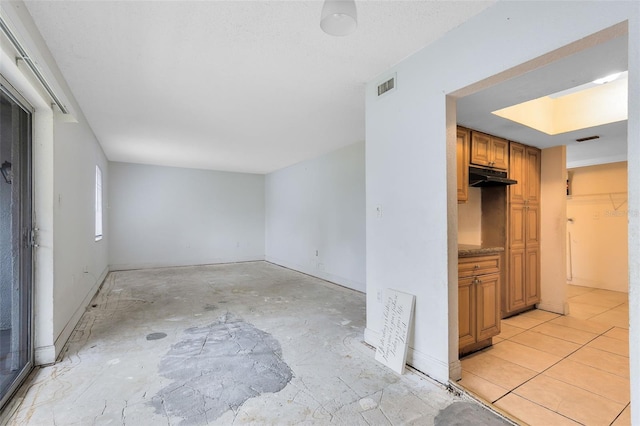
[2,262,512,425]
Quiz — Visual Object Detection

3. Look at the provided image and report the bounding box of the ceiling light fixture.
[592,72,622,85]
[320,0,357,37]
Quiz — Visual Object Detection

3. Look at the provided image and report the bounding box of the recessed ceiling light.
[592,72,622,84]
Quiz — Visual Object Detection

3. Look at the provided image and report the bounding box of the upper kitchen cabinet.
[509,143,541,204]
[457,127,470,202]
[470,131,508,170]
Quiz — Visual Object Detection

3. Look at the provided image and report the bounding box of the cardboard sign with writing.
[375,289,415,374]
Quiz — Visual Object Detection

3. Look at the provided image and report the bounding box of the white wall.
[627,9,640,425]
[109,162,264,270]
[567,162,628,292]
[365,1,639,400]
[1,1,110,365]
[540,146,568,314]
[265,142,365,292]
[52,120,109,359]
[566,135,627,168]
[457,187,482,245]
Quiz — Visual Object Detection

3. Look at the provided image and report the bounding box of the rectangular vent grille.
[378,77,395,96]
[575,135,600,142]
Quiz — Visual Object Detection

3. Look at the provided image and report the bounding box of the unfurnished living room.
[0,1,639,425]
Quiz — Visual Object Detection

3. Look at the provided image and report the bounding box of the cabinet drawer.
[458,255,500,278]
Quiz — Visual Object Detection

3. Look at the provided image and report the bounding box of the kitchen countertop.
[458,244,505,257]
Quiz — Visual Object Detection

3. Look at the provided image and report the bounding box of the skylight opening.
[492,71,628,136]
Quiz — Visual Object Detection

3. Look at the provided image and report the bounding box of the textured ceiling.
[25,0,495,173]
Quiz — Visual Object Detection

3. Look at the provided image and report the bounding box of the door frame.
[0,74,35,411]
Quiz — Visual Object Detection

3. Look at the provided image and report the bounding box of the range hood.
[469,166,517,187]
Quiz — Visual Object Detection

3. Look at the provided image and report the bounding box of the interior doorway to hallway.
[449,21,630,426]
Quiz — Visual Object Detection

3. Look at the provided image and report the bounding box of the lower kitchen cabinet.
[458,277,476,348]
[458,253,501,355]
[476,273,501,341]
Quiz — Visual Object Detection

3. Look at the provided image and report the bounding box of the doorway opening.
[449,23,630,425]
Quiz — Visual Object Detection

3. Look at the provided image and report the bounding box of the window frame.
[95,165,103,241]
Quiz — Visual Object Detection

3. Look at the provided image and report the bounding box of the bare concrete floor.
[2,262,511,425]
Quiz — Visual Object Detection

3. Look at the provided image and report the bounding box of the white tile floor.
[1,262,511,425]
[458,285,630,426]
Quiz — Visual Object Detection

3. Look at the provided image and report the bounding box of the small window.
[95,165,103,241]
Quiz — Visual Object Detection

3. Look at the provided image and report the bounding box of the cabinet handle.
[473,278,482,284]
[473,264,480,269]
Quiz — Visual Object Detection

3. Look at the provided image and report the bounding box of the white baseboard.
[110,256,265,271]
[406,346,451,384]
[537,300,568,315]
[364,327,381,348]
[265,255,365,293]
[569,277,628,293]
[34,344,55,365]
[365,327,450,383]
[449,359,462,382]
[49,266,109,363]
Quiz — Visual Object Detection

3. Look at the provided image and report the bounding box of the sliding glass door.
[0,77,33,409]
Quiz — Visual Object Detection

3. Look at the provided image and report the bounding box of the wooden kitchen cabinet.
[458,277,476,348]
[525,247,540,305]
[458,253,501,354]
[504,142,541,317]
[457,127,470,202]
[509,143,540,204]
[507,248,526,310]
[476,273,501,341]
[470,131,508,170]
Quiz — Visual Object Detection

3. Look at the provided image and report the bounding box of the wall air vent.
[575,135,600,142]
[377,74,396,97]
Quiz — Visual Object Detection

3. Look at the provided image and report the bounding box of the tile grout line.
[608,402,631,426]
[499,309,628,421]
[462,288,629,425]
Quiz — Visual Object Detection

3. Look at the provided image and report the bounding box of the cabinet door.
[470,132,491,167]
[490,137,509,170]
[509,142,526,203]
[525,204,540,246]
[525,248,540,305]
[508,248,526,312]
[509,204,526,250]
[526,147,541,204]
[476,273,501,341]
[457,127,470,202]
[458,277,476,349]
